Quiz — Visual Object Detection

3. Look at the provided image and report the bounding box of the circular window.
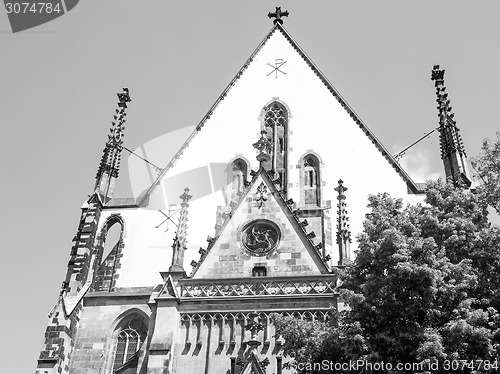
[241,219,281,256]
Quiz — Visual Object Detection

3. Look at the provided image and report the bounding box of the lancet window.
[302,154,321,206]
[226,158,249,205]
[113,316,148,372]
[263,102,288,190]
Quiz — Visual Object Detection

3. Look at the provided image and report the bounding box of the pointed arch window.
[263,102,288,190]
[231,158,248,196]
[302,154,321,206]
[92,215,125,292]
[113,316,148,372]
[226,158,249,205]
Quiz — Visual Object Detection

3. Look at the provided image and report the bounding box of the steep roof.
[138,24,422,207]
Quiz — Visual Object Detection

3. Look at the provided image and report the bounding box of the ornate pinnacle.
[253,130,273,164]
[431,66,465,156]
[169,187,191,273]
[431,65,470,187]
[95,88,131,199]
[179,187,192,207]
[268,7,289,25]
[176,188,191,240]
[334,179,351,265]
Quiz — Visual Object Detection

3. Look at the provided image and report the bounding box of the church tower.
[35,10,430,374]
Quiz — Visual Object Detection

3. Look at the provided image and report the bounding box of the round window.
[241,219,281,256]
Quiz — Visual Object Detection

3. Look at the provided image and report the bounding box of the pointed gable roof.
[240,351,267,374]
[157,274,180,299]
[138,24,421,207]
[190,167,330,279]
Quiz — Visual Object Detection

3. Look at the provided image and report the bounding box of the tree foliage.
[275,179,500,373]
[472,132,500,214]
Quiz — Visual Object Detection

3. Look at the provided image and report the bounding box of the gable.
[240,352,266,374]
[113,22,428,288]
[191,169,329,279]
[138,24,419,209]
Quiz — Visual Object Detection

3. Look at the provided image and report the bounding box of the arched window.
[92,215,125,292]
[231,158,248,196]
[263,101,288,190]
[224,157,249,206]
[113,316,148,372]
[302,154,321,206]
[102,222,122,265]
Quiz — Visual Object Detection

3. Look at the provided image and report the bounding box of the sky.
[1,1,499,372]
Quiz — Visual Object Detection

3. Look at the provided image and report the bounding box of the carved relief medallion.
[241,219,280,256]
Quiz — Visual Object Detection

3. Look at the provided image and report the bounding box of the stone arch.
[92,214,125,292]
[259,99,291,192]
[104,308,150,374]
[224,155,251,206]
[297,151,324,207]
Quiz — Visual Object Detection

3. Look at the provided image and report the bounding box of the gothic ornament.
[334,179,351,265]
[253,130,273,164]
[254,182,268,208]
[241,220,281,256]
[169,187,192,273]
[95,88,131,199]
[267,7,289,25]
[431,65,471,187]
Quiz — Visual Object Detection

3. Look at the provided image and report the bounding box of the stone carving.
[180,277,336,298]
[242,219,280,255]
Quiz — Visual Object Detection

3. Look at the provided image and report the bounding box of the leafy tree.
[472,132,500,214]
[275,180,500,373]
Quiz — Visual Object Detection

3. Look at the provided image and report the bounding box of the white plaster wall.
[110,30,425,286]
[97,208,172,287]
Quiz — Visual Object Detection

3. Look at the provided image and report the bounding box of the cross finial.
[268,7,289,25]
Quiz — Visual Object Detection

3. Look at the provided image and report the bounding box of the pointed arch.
[92,214,125,292]
[224,156,250,206]
[298,152,323,207]
[108,309,149,373]
[260,99,290,192]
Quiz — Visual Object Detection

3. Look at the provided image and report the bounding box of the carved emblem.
[242,220,280,256]
[254,182,268,208]
[266,58,287,78]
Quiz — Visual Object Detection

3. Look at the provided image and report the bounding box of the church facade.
[35,10,470,374]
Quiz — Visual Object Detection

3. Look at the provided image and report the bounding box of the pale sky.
[1,2,499,372]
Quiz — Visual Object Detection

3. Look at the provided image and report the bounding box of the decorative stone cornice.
[178,276,337,298]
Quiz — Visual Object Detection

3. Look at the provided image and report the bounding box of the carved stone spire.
[431,65,471,187]
[253,130,273,165]
[169,188,192,273]
[334,180,351,266]
[95,88,131,201]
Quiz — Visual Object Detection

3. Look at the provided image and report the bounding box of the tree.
[472,132,500,214]
[275,180,500,373]
[344,182,500,367]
